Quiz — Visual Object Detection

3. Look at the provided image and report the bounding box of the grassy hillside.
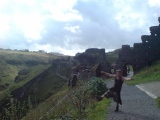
[0,49,66,108]
[22,78,111,120]
[106,49,121,64]
[126,61,160,85]
[21,65,67,103]
[0,49,64,84]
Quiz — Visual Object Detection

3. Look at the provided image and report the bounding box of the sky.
[0,0,160,55]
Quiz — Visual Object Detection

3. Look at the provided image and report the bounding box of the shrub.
[87,77,107,97]
[6,59,22,65]
[4,83,10,87]
[1,93,28,120]
[18,69,30,75]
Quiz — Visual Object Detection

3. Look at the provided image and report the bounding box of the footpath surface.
[106,80,160,120]
[136,81,160,99]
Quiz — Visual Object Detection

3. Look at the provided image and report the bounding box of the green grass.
[0,64,51,107]
[125,62,160,85]
[23,65,67,103]
[0,49,64,61]
[0,49,64,87]
[22,79,111,120]
[0,49,112,119]
[87,98,111,120]
[128,65,133,72]
[0,49,67,109]
[22,86,69,120]
[106,49,121,64]
[156,97,160,109]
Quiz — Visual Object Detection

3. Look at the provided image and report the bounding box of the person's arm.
[122,77,134,81]
[101,71,116,78]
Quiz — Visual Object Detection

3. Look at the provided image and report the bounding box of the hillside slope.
[11,64,67,104]
[106,49,121,64]
[0,49,66,108]
[126,61,160,85]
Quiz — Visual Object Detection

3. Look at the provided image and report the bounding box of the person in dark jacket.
[100,69,134,112]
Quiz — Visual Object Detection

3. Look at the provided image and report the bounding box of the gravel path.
[106,80,160,120]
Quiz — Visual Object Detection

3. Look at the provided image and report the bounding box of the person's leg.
[115,91,121,111]
[115,102,119,112]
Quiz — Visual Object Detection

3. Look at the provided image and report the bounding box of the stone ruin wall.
[74,48,111,72]
[115,17,160,75]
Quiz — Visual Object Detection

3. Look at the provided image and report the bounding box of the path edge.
[135,85,157,99]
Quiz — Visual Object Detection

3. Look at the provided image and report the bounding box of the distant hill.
[106,48,121,64]
[0,49,67,109]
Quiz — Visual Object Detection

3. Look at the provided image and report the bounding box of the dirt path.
[106,80,160,120]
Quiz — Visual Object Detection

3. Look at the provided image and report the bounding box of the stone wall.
[115,17,160,75]
[74,48,110,72]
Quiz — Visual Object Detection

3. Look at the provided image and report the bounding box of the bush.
[6,59,22,65]
[18,69,30,75]
[0,93,29,120]
[5,83,10,87]
[14,75,26,83]
[87,77,107,97]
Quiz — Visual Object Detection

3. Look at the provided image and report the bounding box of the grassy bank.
[22,78,111,120]
[126,62,160,85]
[156,97,160,109]
[87,98,111,120]
[0,49,67,115]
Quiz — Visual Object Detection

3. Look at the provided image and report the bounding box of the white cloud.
[0,14,10,35]
[41,0,83,22]
[15,0,36,6]
[64,25,81,33]
[0,0,160,56]
[0,0,9,8]
[29,43,84,56]
[13,12,43,40]
[113,0,148,31]
[52,45,85,56]
[148,0,160,7]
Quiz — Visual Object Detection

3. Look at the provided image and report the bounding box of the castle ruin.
[74,48,110,72]
[115,17,160,76]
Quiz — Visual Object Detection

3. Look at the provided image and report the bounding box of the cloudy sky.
[0,0,160,55]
